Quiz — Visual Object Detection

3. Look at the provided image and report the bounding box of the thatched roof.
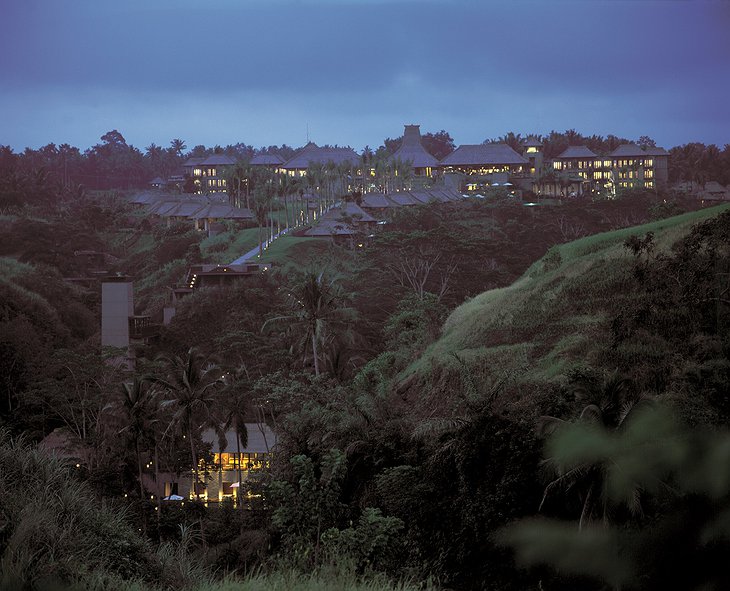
[441,143,529,166]
[390,124,440,168]
[283,142,359,169]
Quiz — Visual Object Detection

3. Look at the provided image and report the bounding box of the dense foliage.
[1,167,728,591]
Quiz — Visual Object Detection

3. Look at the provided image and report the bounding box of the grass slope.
[404,203,730,388]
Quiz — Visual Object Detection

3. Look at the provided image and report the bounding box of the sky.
[1,0,729,153]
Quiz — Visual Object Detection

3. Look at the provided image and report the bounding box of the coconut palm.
[170,138,187,158]
[220,368,252,509]
[154,348,224,501]
[115,377,161,503]
[263,271,355,377]
[537,371,651,529]
[252,185,273,258]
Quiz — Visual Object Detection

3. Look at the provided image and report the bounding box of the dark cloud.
[1,0,728,150]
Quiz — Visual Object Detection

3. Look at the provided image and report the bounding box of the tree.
[421,130,455,160]
[264,271,355,377]
[501,405,730,591]
[220,368,252,509]
[537,370,649,529]
[251,185,273,258]
[154,347,224,501]
[170,138,187,157]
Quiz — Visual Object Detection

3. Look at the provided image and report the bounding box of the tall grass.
[0,431,157,589]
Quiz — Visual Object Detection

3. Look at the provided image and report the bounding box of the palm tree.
[154,348,224,501]
[115,377,161,503]
[252,186,273,258]
[220,369,252,509]
[263,271,355,377]
[170,138,187,158]
[537,371,651,529]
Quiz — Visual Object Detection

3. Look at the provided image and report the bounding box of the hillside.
[397,203,730,415]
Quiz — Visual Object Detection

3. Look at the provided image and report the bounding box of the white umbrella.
[230,482,240,488]
[163,494,184,501]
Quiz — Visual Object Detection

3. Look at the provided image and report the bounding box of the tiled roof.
[250,153,284,166]
[391,125,440,169]
[523,137,543,147]
[283,142,360,169]
[441,143,529,166]
[183,157,206,167]
[610,144,669,158]
[556,146,598,159]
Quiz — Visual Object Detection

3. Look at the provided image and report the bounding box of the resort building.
[608,144,669,189]
[440,143,529,176]
[183,154,236,193]
[281,142,360,177]
[154,422,277,504]
[390,124,440,178]
[249,153,285,172]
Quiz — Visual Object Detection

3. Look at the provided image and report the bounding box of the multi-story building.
[183,154,236,193]
[608,144,669,190]
[547,143,669,196]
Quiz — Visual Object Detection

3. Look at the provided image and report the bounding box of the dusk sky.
[2,0,729,153]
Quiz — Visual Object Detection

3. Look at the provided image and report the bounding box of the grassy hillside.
[400,203,730,402]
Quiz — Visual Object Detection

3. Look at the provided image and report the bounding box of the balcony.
[129,315,159,340]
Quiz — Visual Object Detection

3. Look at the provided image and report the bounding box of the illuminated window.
[526,147,538,153]
[194,168,202,177]
[645,169,653,179]
[604,160,611,168]
[645,159,653,167]
[554,161,563,170]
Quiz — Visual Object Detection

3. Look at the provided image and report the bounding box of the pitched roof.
[305,220,356,236]
[183,157,206,167]
[202,423,277,454]
[202,154,236,166]
[361,192,397,208]
[387,192,420,206]
[283,142,360,169]
[164,202,206,217]
[250,153,284,166]
[610,143,669,158]
[523,137,543,148]
[556,146,598,159]
[391,124,440,169]
[191,204,254,220]
[323,201,377,223]
[440,143,529,166]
